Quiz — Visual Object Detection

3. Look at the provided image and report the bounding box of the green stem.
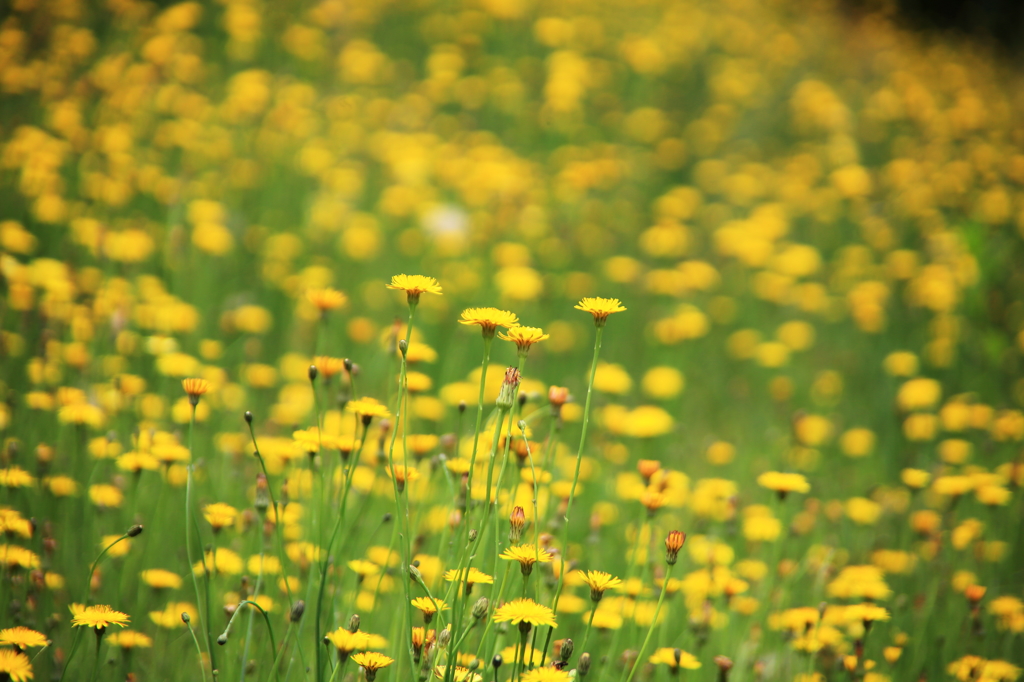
[385,301,419,679]
[186,407,217,675]
[621,561,675,682]
[541,325,604,664]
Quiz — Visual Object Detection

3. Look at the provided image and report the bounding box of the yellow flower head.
[756,472,810,498]
[498,326,550,355]
[351,651,394,680]
[0,648,33,682]
[346,398,391,421]
[434,665,484,682]
[181,378,210,404]
[575,297,627,326]
[0,626,48,649]
[520,668,572,682]
[325,627,372,654]
[71,604,130,630]
[492,598,557,630]
[202,503,239,531]
[459,308,519,337]
[500,544,555,575]
[140,569,183,590]
[576,570,624,601]
[444,567,494,586]
[649,647,702,670]
[386,275,442,304]
[411,597,450,623]
[106,630,154,649]
[306,287,348,312]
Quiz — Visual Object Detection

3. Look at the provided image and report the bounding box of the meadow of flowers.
[1,0,1024,681]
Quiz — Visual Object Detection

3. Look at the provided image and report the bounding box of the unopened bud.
[244,411,253,424]
[560,638,574,663]
[308,365,318,382]
[492,655,503,669]
[254,474,270,515]
[472,597,489,620]
[181,612,191,624]
[398,339,408,356]
[496,368,521,410]
[578,653,591,678]
[344,358,354,372]
[437,627,451,648]
[458,401,467,413]
[127,524,144,538]
[665,530,686,565]
[509,506,526,544]
[290,600,305,622]
[348,614,360,632]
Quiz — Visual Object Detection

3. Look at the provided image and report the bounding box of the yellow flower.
[575,297,627,326]
[435,665,484,682]
[0,467,35,489]
[459,308,519,337]
[0,626,48,649]
[0,545,40,570]
[520,668,571,682]
[756,472,810,498]
[411,597,449,623]
[649,648,702,669]
[325,627,372,655]
[386,274,442,304]
[444,567,494,589]
[492,598,557,629]
[89,484,124,509]
[0,648,33,682]
[202,503,239,531]
[181,377,210,402]
[500,544,555,575]
[149,602,198,629]
[106,630,153,649]
[140,569,183,590]
[351,651,394,680]
[306,287,347,311]
[388,465,421,492]
[346,398,391,421]
[497,326,550,354]
[71,604,130,630]
[576,570,623,601]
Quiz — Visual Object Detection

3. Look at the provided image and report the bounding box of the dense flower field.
[1,0,1024,681]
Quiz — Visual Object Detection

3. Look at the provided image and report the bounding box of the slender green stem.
[385,301,419,679]
[621,561,675,682]
[541,325,604,665]
[186,617,210,682]
[315,423,368,682]
[186,407,217,675]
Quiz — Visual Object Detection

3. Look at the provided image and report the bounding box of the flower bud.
[496,367,521,410]
[308,365,318,382]
[578,653,591,678]
[508,506,526,544]
[665,530,686,565]
[254,474,270,515]
[472,597,489,620]
[290,600,305,622]
[560,638,574,663]
[127,524,144,538]
[348,614,360,632]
